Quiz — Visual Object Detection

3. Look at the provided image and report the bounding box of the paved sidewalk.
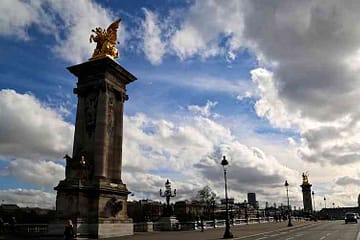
[1,220,318,240]
[107,220,317,240]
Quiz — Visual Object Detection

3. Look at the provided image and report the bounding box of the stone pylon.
[300,173,313,214]
[53,57,137,238]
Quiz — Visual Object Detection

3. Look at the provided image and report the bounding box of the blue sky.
[1,0,360,209]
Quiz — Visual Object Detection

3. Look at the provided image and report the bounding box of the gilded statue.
[89,19,121,60]
[302,172,309,184]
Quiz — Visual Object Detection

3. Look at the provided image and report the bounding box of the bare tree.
[194,186,217,220]
[195,185,216,203]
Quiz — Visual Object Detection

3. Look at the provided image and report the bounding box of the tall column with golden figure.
[52,19,137,239]
[300,172,313,215]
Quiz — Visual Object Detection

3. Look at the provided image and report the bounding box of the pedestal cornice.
[67,57,137,85]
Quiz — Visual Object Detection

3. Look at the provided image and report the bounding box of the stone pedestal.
[52,57,137,239]
[301,183,313,214]
[156,216,179,231]
[134,222,154,232]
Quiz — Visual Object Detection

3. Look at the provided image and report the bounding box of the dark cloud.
[243,0,360,120]
[336,176,360,186]
[239,1,360,166]
[195,161,284,192]
[298,124,360,165]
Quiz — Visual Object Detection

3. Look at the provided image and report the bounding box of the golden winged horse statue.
[89,19,121,60]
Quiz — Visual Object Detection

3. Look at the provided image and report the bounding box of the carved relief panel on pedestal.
[85,92,98,138]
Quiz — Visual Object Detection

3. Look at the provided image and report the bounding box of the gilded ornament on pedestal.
[89,19,121,60]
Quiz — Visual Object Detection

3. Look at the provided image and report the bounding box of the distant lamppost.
[221,156,233,239]
[230,202,234,225]
[324,197,326,209]
[312,191,315,213]
[211,197,216,228]
[284,180,293,227]
[159,179,176,216]
[244,200,248,224]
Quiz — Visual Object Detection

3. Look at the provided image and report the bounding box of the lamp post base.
[288,219,293,227]
[223,231,234,239]
[223,226,233,239]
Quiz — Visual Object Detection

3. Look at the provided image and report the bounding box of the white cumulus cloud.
[188,100,218,117]
[0,189,56,209]
[0,0,116,63]
[122,112,297,203]
[0,89,74,159]
[142,9,166,65]
[5,159,64,188]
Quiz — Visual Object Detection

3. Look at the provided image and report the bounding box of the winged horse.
[89,19,121,59]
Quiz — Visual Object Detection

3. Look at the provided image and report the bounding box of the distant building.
[319,207,360,220]
[220,198,234,205]
[317,194,360,220]
[127,200,163,222]
[0,204,55,223]
[0,204,20,211]
[247,193,257,208]
[174,200,207,221]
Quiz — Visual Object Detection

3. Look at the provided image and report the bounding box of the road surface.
[239,221,360,240]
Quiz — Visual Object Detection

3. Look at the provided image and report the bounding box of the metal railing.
[176,216,308,231]
[1,223,48,235]
[16,224,48,233]
[3,216,309,235]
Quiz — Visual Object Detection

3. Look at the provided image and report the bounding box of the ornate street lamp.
[159,179,176,216]
[324,196,326,209]
[221,156,233,239]
[284,180,293,227]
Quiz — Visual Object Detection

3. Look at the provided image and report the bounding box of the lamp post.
[230,202,234,225]
[211,197,216,228]
[244,200,248,224]
[284,180,293,227]
[312,191,315,213]
[159,179,176,216]
[324,197,326,209]
[221,156,233,239]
